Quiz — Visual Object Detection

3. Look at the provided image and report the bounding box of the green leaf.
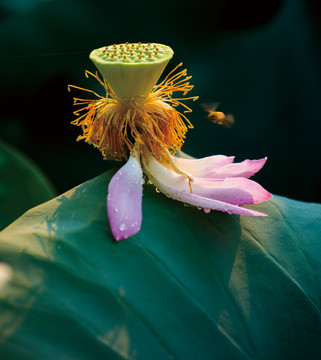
[0,140,56,231]
[0,169,321,359]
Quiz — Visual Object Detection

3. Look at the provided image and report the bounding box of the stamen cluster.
[68,43,198,164]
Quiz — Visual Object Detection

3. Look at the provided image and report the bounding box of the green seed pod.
[89,42,174,101]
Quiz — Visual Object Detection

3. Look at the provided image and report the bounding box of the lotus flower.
[69,42,272,241]
[107,146,271,240]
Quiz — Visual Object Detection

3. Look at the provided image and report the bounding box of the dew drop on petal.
[119,223,126,231]
[155,188,160,193]
[204,208,211,214]
[141,178,145,185]
[115,207,119,212]
[197,206,202,210]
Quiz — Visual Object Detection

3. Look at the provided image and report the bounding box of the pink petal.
[191,177,272,205]
[174,154,235,178]
[142,151,272,216]
[199,158,267,179]
[148,173,268,216]
[145,155,272,206]
[174,189,268,216]
[107,156,143,241]
[175,155,267,179]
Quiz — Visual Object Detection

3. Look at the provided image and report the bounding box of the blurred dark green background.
[1,0,321,209]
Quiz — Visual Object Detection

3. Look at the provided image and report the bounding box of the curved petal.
[142,158,268,216]
[174,155,267,179]
[174,154,235,178]
[193,177,272,205]
[144,153,272,206]
[107,156,143,241]
[197,158,267,179]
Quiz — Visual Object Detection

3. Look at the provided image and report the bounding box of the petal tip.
[111,220,142,242]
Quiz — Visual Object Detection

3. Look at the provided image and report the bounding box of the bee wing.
[201,102,220,113]
[222,114,235,128]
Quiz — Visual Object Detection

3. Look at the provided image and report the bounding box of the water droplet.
[141,178,145,185]
[197,206,202,210]
[134,221,138,225]
[155,188,160,193]
[204,208,211,214]
[115,207,119,212]
[119,223,126,231]
[119,170,123,176]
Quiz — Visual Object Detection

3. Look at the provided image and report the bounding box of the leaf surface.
[0,140,56,231]
[0,169,321,359]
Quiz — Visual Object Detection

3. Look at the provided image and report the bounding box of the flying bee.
[201,102,235,128]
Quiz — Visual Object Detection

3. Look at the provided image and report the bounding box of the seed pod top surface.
[90,42,174,100]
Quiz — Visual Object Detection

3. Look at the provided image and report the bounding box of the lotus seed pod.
[89,42,174,101]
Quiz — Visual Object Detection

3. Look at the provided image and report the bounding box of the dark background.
[1,0,321,203]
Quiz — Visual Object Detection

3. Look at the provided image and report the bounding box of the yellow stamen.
[69,56,198,164]
[163,147,194,193]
